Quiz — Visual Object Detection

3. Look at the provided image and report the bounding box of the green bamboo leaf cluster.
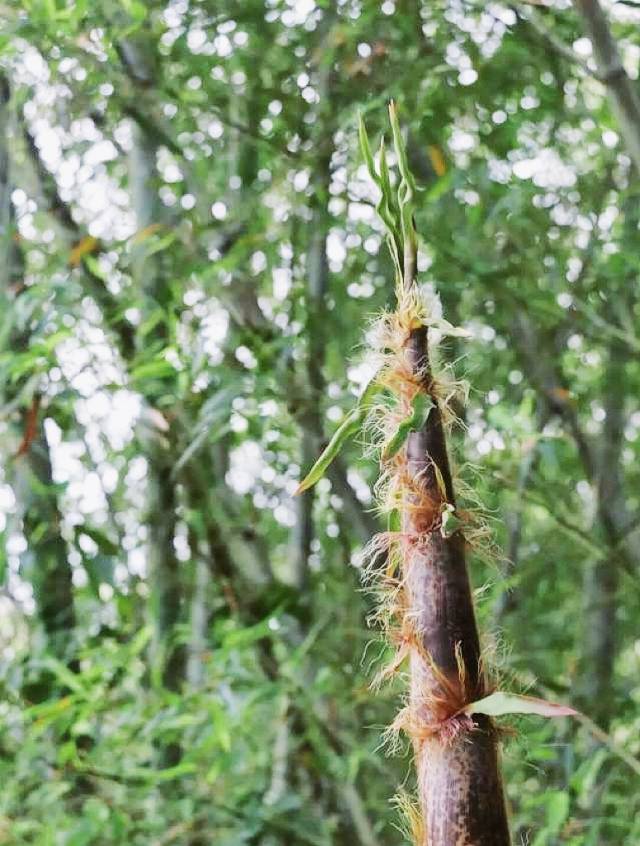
[388,101,417,289]
[358,113,402,277]
[358,102,417,291]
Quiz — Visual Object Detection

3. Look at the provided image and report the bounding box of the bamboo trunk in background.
[0,76,76,662]
[126,60,185,694]
[291,45,333,591]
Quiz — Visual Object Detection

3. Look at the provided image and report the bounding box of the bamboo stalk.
[299,105,516,842]
[401,328,509,843]
[362,105,510,844]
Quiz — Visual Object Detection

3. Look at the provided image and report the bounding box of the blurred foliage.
[0,0,639,844]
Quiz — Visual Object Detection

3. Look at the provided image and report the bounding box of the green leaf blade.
[358,114,378,186]
[295,407,365,495]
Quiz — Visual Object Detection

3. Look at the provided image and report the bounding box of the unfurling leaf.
[295,407,365,495]
[426,316,472,339]
[462,691,578,719]
[387,508,401,533]
[358,114,402,275]
[388,100,416,263]
[388,101,416,199]
[440,503,462,538]
[382,392,434,461]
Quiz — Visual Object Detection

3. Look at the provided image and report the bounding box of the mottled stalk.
[402,326,509,844]
[360,105,510,844]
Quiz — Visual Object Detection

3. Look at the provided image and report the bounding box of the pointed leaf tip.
[358,112,377,182]
[294,407,365,495]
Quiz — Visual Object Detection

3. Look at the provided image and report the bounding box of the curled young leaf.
[377,138,403,261]
[358,114,402,276]
[382,392,434,461]
[388,101,416,200]
[388,104,416,227]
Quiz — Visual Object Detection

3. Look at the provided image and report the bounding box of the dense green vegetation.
[1,1,640,843]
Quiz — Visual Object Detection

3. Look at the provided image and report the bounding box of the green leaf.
[127,626,152,658]
[377,139,403,273]
[377,138,394,215]
[222,618,273,649]
[172,387,237,476]
[357,371,384,408]
[83,254,108,282]
[119,0,148,29]
[83,555,116,597]
[382,392,434,461]
[138,308,166,340]
[130,358,176,383]
[388,100,416,248]
[127,762,197,783]
[387,508,401,533]
[295,407,365,494]
[463,691,578,719]
[389,102,415,194]
[358,113,377,185]
[358,114,402,276]
[546,790,570,833]
[140,231,176,260]
[39,657,87,696]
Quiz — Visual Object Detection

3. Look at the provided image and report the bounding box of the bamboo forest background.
[0,1,639,843]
